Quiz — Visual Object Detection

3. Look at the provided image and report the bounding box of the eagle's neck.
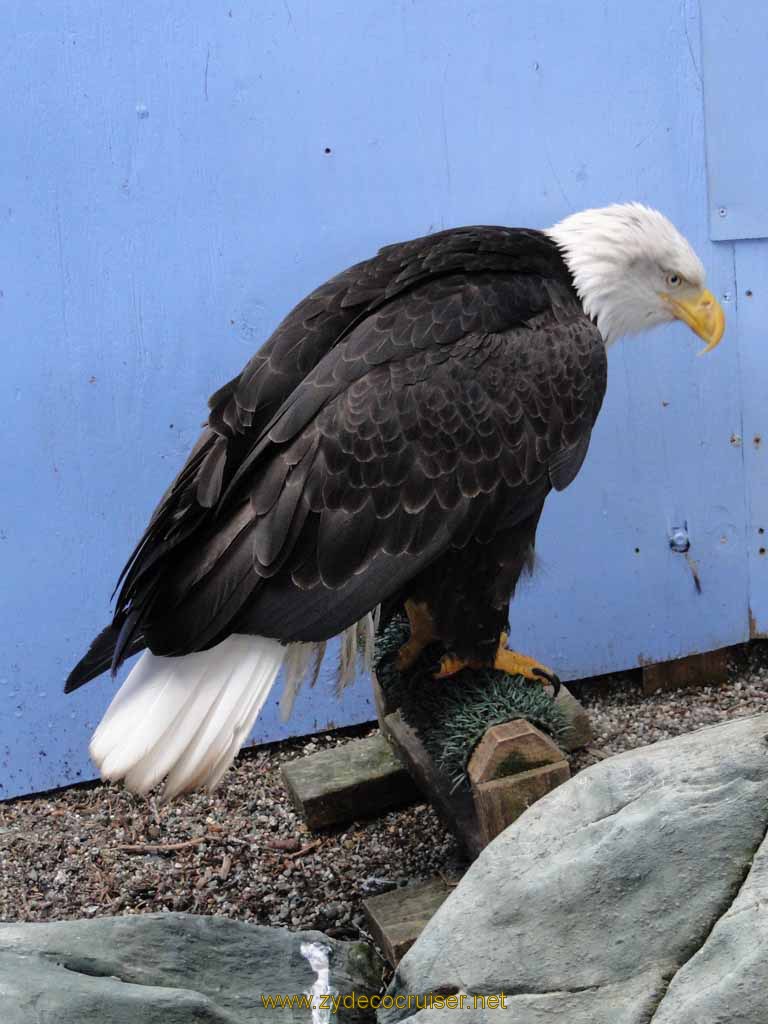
[545,222,629,347]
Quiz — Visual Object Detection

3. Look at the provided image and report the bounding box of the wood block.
[280,734,420,829]
[380,708,485,859]
[473,760,571,847]
[467,719,564,785]
[362,877,454,965]
[641,648,731,695]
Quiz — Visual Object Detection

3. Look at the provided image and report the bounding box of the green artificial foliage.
[374,617,567,791]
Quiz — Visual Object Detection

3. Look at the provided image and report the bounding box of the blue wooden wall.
[2,0,758,797]
[699,2,768,634]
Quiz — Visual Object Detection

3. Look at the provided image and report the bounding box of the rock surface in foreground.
[381,713,768,1023]
[0,912,383,1023]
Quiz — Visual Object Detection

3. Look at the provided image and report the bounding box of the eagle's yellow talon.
[432,637,560,694]
[494,641,560,695]
[434,654,475,679]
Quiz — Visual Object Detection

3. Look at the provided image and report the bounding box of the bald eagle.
[66,203,724,797]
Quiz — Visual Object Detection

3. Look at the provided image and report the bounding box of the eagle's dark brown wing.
[139,275,605,652]
[66,227,605,690]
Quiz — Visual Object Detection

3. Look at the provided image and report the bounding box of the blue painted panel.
[700,2,768,240]
[2,0,749,798]
[733,242,768,634]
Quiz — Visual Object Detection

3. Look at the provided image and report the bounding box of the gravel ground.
[2,642,768,936]
[569,641,768,770]
[0,725,457,937]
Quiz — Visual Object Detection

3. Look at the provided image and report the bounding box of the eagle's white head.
[546,202,725,350]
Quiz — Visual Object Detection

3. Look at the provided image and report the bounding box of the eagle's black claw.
[532,666,561,698]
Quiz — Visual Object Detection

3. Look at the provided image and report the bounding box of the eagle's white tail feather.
[91,649,211,773]
[122,657,243,795]
[90,611,380,797]
[162,644,281,799]
[90,634,285,797]
[94,653,234,787]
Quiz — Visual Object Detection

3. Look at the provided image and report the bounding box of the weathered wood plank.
[641,648,731,695]
[363,877,455,965]
[380,708,484,858]
[280,734,419,829]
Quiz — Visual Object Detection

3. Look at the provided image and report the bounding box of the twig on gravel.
[18,887,31,921]
[219,853,233,881]
[148,798,162,827]
[285,839,322,860]
[112,834,232,855]
[266,837,302,852]
[437,869,460,888]
[196,868,213,890]
[585,746,610,761]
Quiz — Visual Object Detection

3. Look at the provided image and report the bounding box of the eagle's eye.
[665,272,682,289]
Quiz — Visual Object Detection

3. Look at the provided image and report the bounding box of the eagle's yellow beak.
[664,288,725,354]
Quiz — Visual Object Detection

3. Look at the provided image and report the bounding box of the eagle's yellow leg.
[435,632,560,693]
[396,600,436,671]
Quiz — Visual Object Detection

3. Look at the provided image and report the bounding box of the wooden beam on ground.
[379,707,485,858]
[372,673,586,858]
[363,877,455,965]
[641,647,731,695]
[280,734,420,830]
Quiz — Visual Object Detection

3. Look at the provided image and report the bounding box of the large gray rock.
[0,912,383,1023]
[651,826,768,1023]
[381,714,768,1023]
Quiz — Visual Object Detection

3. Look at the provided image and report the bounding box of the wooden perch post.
[280,617,590,858]
[372,673,576,857]
[467,720,570,847]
